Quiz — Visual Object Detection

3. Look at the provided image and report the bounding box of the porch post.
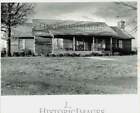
[33,36,36,54]
[18,38,20,50]
[73,36,76,51]
[92,36,95,51]
[84,41,86,51]
[117,40,119,48]
[110,37,112,55]
[23,39,25,49]
[52,35,55,54]
[57,38,59,49]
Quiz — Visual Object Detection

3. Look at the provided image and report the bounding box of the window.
[119,40,123,48]
[18,39,26,50]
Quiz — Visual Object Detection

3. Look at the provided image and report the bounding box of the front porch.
[52,35,120,55]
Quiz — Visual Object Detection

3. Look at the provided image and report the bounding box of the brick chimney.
[117,20,125,30]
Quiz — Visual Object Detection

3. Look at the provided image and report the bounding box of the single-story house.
[10,19,134,55]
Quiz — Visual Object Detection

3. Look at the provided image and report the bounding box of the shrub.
[130,50,137,55]
[92,51,104,56]
[63,53,70,57]
[71,53,78,57]
[112,48,136,55]
[13,51,19,56]
[45,53,50,57]
[57,53,64,57]
[113,52,120,56]
[13,49,34,57]
[13,51,24,56]
[1,48,6,57]
[49,53,56,57]
[23,49,33,56]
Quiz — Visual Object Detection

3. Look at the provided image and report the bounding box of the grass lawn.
[1,55,137,95]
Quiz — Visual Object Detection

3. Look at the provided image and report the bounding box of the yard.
[1,55,137,95]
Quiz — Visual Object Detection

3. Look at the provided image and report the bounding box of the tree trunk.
[7,25,11,56]
[7,3,11,56]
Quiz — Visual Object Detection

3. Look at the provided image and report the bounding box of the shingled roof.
[11,23,33,38]
[11,19,134,39]
[33,19,118,37]
[111,26,134,39]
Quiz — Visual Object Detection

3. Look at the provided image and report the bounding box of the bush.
[69,53,80,57]
[113,52,120,56]
[49,53,56,57]
[92,51,104,56]
[118,50,132,55]
[63,53,71,57]
[13,51,24,56]
[47,52,82,57]
[112,48,136,55]
[13,49,34,57]
[1,48,6,57]
[23,49,34,56]
[130,50,137,55]
[44,50,136,57]
[45,53,50,57]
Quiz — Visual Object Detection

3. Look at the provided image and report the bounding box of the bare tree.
[115,2,137,33]
[1,3,34,56]
[115,2,137,10]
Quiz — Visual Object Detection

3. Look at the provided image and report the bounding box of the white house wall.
[11,38,34,55]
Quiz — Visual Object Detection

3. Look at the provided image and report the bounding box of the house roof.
[111,26,134,39]
[33,19,119,37]
[11,23,34,38]
[11,19,134,39]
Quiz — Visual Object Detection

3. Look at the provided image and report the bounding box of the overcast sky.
[29,2,137,47]
[31,2,136,26]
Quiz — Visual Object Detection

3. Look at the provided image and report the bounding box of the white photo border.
[1,0,140,113]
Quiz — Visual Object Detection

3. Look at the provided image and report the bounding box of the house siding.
[25,39,35,51]
[11,38,34,55]
[35,36,52,55]
[122,39,131,51]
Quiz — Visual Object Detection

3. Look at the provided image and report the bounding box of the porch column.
[73,36,76,51]
[110,37,112,55]
[18,38,20,50]
[57,38,59,49]
[117,39,119,48]
[23,39,25,49]
[33,36,36,54]
[84,41,86,51]
[52,35,55,54]
[92,36,95,51]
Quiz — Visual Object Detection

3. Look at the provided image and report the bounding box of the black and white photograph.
[1,2,137,95]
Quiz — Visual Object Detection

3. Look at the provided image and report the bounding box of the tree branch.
[115,2,137,10]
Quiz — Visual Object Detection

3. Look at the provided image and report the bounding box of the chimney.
[117,20,125,30]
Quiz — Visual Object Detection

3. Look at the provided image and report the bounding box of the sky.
[31,2,136,26]
[29,2,137,48]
